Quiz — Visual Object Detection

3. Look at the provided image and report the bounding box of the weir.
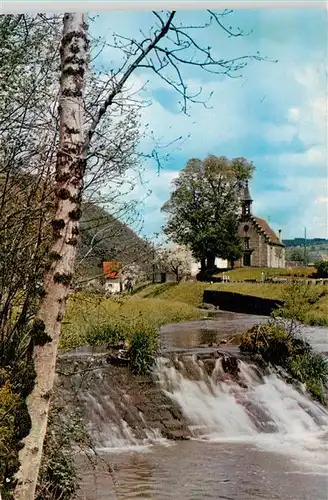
[57,314,328,499]
[60,352,328,475]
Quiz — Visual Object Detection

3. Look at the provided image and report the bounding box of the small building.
[103,261,122,294]
[234,181,285,268]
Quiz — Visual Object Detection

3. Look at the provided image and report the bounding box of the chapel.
[234,181,286,268]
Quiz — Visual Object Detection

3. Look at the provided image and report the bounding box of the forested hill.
[76,203,153,281]
[283,238,328,247]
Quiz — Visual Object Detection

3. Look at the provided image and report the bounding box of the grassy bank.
[60,277,328,351]
[60,292,204,350]
[135,281,328,326]
[216,266,316,281]
[136,281,287,303]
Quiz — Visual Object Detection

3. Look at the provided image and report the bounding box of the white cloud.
[316,197,328,205]
[96,10,328,239]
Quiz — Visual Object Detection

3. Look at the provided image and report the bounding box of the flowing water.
[75,313,328,499]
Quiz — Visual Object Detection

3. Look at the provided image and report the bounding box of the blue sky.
[91,5,327,240]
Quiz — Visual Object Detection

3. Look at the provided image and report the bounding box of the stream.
[75,311,328,500]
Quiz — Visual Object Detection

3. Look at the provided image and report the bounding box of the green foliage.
[240,322,327,402]
[314,260,328,278]
[161,155,254,265]
[36,405,89,500]
[240,282,328,403]
[0,382,21,497]
[273,281,326,324]
[85,324,125,347]
[129,328,159,375]
[288,352,328,403]
[287,248,305,262]
[240,323,310,364]
[60,292,203,350]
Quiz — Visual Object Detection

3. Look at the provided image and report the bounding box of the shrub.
[288,352,328,402]
[240,323,297,365]
[273,281,323,324]
[314,260,328,278]
[240,321,327,404]
[36,404,89,500]
[129,327,159,375]
[85,323,125,347]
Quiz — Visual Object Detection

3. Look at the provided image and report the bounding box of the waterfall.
[155,355,328,473]
[70,350,328,474]
[78,381,169,453]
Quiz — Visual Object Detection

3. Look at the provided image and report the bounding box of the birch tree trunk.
[14,13,88,499]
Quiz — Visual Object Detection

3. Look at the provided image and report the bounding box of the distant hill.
[76,202,154,281]
[283,238,328,248]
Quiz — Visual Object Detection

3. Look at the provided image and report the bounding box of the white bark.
[14,13,88,499]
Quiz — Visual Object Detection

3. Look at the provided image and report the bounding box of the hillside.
[76,203,154,281]
[283,238,328,247]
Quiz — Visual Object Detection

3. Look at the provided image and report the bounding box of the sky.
[8,1,325,241]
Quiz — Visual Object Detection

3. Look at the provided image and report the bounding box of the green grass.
[216,266,316,281]
[134,281,328,326]
[136,281,286,304]
[60,292,204,350]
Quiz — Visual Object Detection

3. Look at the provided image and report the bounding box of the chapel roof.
[252,216,284,247]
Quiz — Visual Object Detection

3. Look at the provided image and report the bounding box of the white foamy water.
[80,392,169,453]
[155,356,328,474]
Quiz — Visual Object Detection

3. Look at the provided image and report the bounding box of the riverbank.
[60,292,204,350]
[135,281,328,326]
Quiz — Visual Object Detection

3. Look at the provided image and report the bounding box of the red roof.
[252,216,284,246]
[103,261,121,279]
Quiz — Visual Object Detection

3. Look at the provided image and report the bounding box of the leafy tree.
[314,260,328,278]
[156,245,193,281]
[161,155,254,269]
[286,248,304,262]
[0,10,266,498]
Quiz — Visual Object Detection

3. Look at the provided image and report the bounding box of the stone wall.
[236,220,269,267]
[56,354,192,443]
[267,244,285,268]
[236,219,286,269]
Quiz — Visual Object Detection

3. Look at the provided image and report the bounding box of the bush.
[314,260,328,278]
[273,281,324,324]
[129,328,159,375]
[85,323,125,347]
[240,323,307,365]
[36,404,89,500]
[240,321,327,403]
[288,352,328,402]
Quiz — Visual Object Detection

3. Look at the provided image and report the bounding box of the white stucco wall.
[105,280,121,294]
[190,257,228,277]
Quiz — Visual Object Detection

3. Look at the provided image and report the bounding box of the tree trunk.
[200,258,206,271]
[14,13,88,499]
[206,252,215,270]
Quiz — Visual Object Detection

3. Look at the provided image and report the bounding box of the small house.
[103,261,122,294]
